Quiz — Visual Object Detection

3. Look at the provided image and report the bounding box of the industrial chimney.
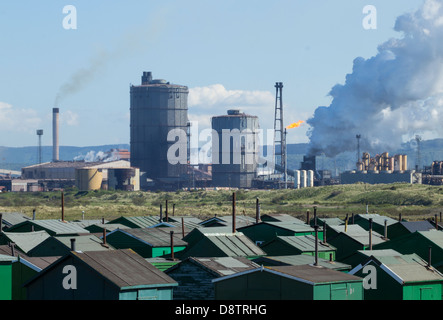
[53,108,60,162]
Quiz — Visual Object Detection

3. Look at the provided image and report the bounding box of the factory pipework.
[53,108,60,162]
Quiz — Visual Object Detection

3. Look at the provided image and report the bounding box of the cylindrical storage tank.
[300,170,307,188]
[211,110,259,188]
[389,157,395,172]
[294,170,301,189]
[356,161,363,172]
[402,155,408,171]
[130,72,189,183]
[307,170,314,187]
[75,168,103,191]
[363,152,370,171]
[394,154,403,171]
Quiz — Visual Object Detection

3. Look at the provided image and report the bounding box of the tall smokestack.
[53,108,60,162]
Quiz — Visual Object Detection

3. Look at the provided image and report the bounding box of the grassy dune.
[0,183,442,221]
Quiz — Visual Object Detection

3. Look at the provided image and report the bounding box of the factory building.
[211,110,260,188]
[421,161,443,185]
[130,72,189,189]
[21,160,139,191]
[341,152,422,185]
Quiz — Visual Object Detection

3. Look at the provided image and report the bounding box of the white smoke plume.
[307,0,443,157]
[74,150,120,162]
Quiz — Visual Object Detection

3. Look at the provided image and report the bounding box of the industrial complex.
[0,71,441,192]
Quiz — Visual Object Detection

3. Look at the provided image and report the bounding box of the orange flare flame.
[286,120,304,129]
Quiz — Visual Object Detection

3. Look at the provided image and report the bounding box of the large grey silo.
[211,109,259,188]
[130,72,189,182]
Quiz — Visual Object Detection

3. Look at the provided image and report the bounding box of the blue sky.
[0,0,424,148]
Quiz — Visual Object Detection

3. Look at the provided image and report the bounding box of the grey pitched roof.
[2,231,51,254]
[268,235,336,252]
[329,225,387,246]
[351,253,443,283]
[54,235,115,252]
[252,255,351,271]
[24,249,178,289]
[213,264,362,284]
[10,219,90,235]
[168,256,259,277]
[0,212,30,229]
[109,228,187,247]
[400,221,435,233]
[204,232,265,257]
[72,249,178,288]
[355,213,398,226]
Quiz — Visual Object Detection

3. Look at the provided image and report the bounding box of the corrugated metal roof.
[29,220,90,235]
[214,264,362,284]
[188,257,259,276]
[272,235,336,252]
[260,214,305,224]
[355,214,398,226]
[267,265,362,284]
[2,231,51,254]
[263,221,316,233]
[72,249,177,288]
[252,255,351,270]
[85,223,131,232]
[317,218,344,226]
[69,220,108,229]
[0,254,17,262]
[401,221,435,233]
[418,230,443,247]
[356,249,402,258]
[0,212,30,228]
[355,253,443,283]
[205,232,265,257]
[109,216,163,228]
[55,235,115,252]
[112,228,187,247]
[0,245,60,270]
[329,225,386,246]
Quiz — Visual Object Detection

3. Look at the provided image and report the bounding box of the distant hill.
[1,138,443,174]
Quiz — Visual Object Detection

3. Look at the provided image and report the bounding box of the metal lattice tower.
[356,134,361,165]
[415,135,422,172]
[272,82,286,186]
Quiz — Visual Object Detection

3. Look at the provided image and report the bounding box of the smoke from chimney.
[306,0,443,157]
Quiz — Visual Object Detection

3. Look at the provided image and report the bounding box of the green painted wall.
[152,246,185,258]
[403,282,443,300]
[214,271,363,300]
[12,261,38,300]
[261,239,335,260]
[106,232,184,258]
[0,262,12,300]
[119,288,174,300]
[328,234,364,261]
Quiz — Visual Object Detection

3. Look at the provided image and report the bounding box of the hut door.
[419,287,433,300]
[330,283,348,300]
